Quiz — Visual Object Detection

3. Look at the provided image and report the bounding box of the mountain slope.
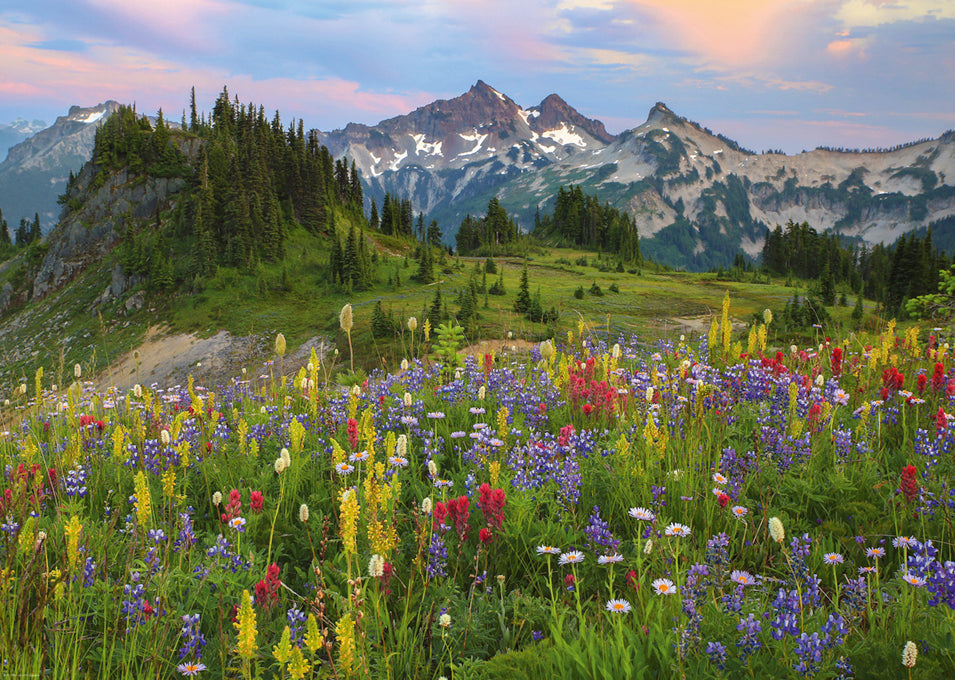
[0,117,47,160]
[0,101,120,234]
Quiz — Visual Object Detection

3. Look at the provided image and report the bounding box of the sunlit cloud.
[575,47,657,70]
[835,0,955,28]
[826,35,873,58]
[617,0,817,68]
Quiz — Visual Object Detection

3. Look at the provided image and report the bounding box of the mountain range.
[317,81,954,269]
[2,84,953,269]
[0,101,119,233]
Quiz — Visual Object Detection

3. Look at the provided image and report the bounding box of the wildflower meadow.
[1,297,954,679]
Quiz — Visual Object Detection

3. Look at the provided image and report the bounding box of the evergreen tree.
[415,242,434,284]
[514,263,531,313]
[427,220,442,247]
[852,295,864,323]
[369,200,379,231]
[29,213,41,243]
[0,208,9,249]
[428,289,443,330]
[371,301,395,338]
[820,261,836,306]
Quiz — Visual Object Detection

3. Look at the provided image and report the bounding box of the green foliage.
[588,281,603,297]
[534,185,642,264]
[573,286,584,299]
[514,264,531,314]
[434,321,465,381]
[370,300,398,338]
[457,197,521,255]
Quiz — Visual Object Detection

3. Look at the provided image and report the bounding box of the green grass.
[0,217,889,396]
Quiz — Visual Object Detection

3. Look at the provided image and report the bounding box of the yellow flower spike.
[424,318,431,343]
[305,613,323,654]
[336,613,356,675]
[489,460,501,487]
[237,419,249,456]
[234,589,257,660]
[289,418,306,453]
[273,625,292,665]
[496,406,509,440]
[720,291,732,356]
[758,324,767,353]
[64,515,82,569]
[708,317,720,360]
[288,646,310,679]
[176,440,192,470]
[162,467,176,500]
[331,439,347,466]
[134,471,151,529]
[35,366,43,404]
[340,489,360,557]
[747,325,757,356]
[17,517,36,556]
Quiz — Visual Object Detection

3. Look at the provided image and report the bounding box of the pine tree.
[0,208,9,249]
[514,263,531,313]
[427,220,442,247]
[369,200,379,231]
[428,289,443,330]
[415,243,434,284]
[852,295,864,323]
[29,213,41,243]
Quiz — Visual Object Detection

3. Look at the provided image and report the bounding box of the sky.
[0,0,953,154]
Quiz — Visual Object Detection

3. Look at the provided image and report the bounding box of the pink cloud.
[0,28,436,128]
[621,0,817,68]
[80,0,230,50]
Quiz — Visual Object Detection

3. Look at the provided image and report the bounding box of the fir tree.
[428,289,443,330]
[514,263,531,313]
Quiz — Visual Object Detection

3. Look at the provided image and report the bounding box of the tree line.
[533,185,642,264]
[761,219,948,315]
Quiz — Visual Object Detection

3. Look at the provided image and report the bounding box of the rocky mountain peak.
[646,101,680,127]
[533,93,615,144]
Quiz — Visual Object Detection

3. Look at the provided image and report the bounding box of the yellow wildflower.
[134,471,151,529]
[273,625,292,664]
[288,646,310,679]
[65,515,83,569]
[336,613,355,675]
[305,613,323,654]
[234,589,257,660]
[340,489,360,556]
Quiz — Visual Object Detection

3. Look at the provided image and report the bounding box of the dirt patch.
[665,315,750,337]
[96,326,331,391]
[460,338,538,359]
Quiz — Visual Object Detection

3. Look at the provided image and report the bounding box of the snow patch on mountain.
[458,132,488,157]
[72,110,107,124]
[411,133,443,156]
[389,150,407,171]
[542,124,586,147]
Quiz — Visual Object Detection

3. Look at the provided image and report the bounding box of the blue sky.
[1,0,952,153]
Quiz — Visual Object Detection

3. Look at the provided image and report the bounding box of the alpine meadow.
[0,81,954,680]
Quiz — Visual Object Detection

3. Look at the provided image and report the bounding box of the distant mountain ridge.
[0,117,47,160]
[316,81,955,270]
[3,84,954,270]
[0,101,120,234]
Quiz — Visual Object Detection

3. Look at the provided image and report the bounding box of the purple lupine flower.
[584,506,620,555]
[736,613,763,664]
[705,641,727,670]
[793,632,825,676]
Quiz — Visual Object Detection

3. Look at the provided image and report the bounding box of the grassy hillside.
[0,209,883,400]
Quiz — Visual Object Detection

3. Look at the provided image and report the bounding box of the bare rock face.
[30,136,201,301]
